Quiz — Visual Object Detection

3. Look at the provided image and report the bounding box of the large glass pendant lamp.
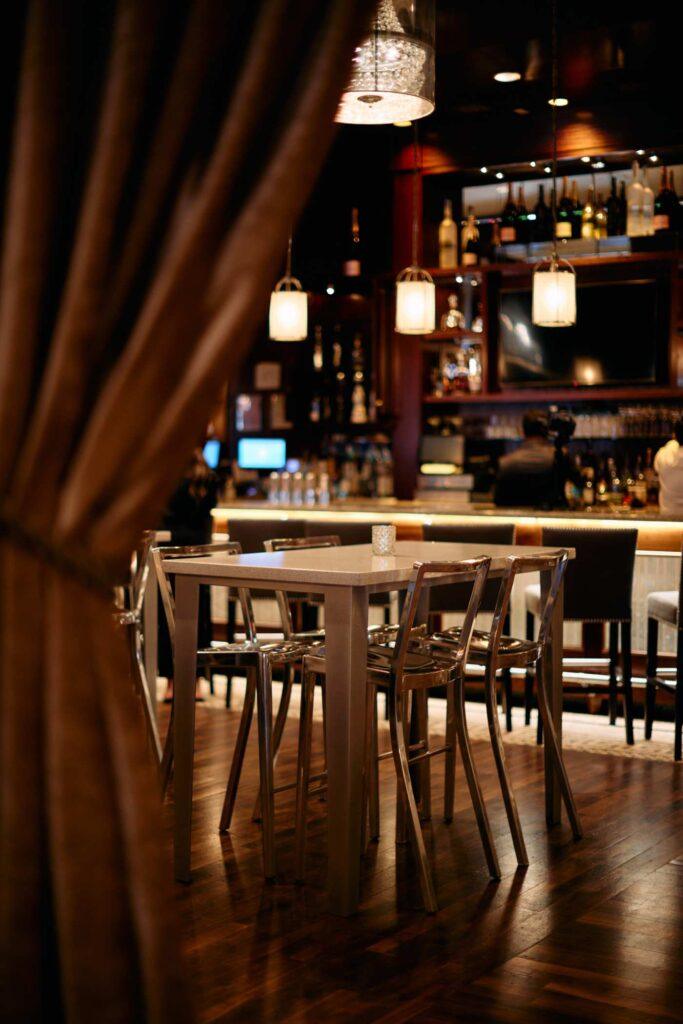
[395,127,435,335]
[532,0,576,327]
[336,0,435,125]
[269,236,308,341]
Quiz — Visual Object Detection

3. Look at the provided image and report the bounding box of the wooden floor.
[169,694,683,1023]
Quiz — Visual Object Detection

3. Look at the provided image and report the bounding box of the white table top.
[165,540,573,588]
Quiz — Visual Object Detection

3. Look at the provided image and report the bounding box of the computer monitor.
[202,439,221,469]
[237,437,287,470]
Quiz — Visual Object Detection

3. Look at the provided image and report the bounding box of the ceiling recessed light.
[649,154,659,162]
[592,160,605,169]
[455,275,464,284]
[544,166,551,174]
[529,160,537,168]
[480,166,488,173]
[580,155,591,163]
[548,97,569,107]
[636,149,645,156]
[495,171,504,179]
[494,71,521,83]
[393,120,412,128]
[326,284,335,296]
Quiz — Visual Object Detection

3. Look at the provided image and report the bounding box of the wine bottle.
[438,199,458,268]
[669,170,679,232]
[500,182,517,243]
[516,186,529,244]
[555,176,573,239]
[606,176,621,236]
[641,169,654,236]
[581,186,596,239]
[332,324,346,427]
[618,180,627,234]
[342,207,363,294]
[571,180,583,239]
[309,324,324,423]
[593,193,608,239]
[626,160,644,237]
[350,332,368,424]
[654,167,677,233]
[532,184,552,242]
[461,207,479,266]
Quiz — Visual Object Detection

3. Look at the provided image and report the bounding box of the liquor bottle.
[581,186,596,239]
[626,160,644,237]
[438,199,458,268]
[309,324,324,423]
[516,186,529,244]
[500,182,517,243]
[332,325,346,427]
[555,176,573,239]
[618,180,627,234]
[342,207,363,294]
[461,207,479,266]
[595,460,609,504]
[440,293,465,330]
[571,180,583,239]
[582,466,595,507]
[641,169,654,236]
[643,448,659,506]
[669,170,679,232]
[593,193,608,239]
[606,177,621,236]
[654,167,678,233]
[350,332,367,424]
[532,184,552,242]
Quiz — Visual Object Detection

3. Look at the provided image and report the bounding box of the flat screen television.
[237,437,286,470]
[499,280,661,388]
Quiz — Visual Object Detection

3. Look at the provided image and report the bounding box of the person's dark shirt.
[494,439,559,508]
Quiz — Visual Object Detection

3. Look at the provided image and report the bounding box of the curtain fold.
[0,1,371,1019]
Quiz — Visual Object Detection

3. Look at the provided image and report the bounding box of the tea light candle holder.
[372,524,396,556]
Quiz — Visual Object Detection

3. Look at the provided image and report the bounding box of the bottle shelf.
[423,386,683,405]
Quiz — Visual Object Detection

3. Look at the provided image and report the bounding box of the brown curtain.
[0,1,370,1019]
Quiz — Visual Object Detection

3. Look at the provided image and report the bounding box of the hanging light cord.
[412,122,420,267]
[550,0,559,262]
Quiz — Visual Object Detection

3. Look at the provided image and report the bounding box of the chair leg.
[414,690,432,822]
[453,668,501,880]
[255,654,276,879]
[524,611,535,726]
[536,708,544,746]
[608,621,619,726]
[368,685,380,842]
[645,617,659,741]
[483,658,528,866]
[219,670,256,832]
[675,631,683,762]
[621,621,634,747]
[225,674,233,709]
[535,660,582,840]
[388,682,438,913]
[160,699,174,797]
[443,678,457,823]
[395,692,412,846]
[294,669,316,882]
[252,661,294,822]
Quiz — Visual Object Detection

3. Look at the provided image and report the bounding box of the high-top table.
[168,540,573,915]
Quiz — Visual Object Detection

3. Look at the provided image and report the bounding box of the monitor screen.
[202,439,221,469]
[237,437,287,470]
[499,281,659,387]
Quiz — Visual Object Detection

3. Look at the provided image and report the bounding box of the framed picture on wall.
[254,361,282,391]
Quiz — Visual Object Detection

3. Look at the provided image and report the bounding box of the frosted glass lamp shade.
[395,268,435,334]
[532,259,576,327]
[269,278,308,341]
[336,0,435,125]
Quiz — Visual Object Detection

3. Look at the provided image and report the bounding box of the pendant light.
[395,126,435,335]
[336,0,435,126]
[269,235,308,341]
[532,0,576,327]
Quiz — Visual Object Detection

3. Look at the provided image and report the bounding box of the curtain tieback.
[0,499,117,596]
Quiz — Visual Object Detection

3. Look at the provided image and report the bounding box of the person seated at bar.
[494,410,569,509]
[654,420,683,515]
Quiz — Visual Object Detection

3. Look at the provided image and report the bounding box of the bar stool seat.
[647,591,679,626]
[432,627,538,666]
[524,583,541,618]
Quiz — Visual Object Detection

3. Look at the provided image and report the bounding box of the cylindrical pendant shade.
[336,0,435,125]
[532,259,577,327]
[395,268,435,334]
[269,278,308,341]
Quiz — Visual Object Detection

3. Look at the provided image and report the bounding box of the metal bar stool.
[153,540,305,879]
[299,557,496,913]
[645,541,683,759]
[423,523,517,730]
[429,551,583,865]
[524,527,637,745]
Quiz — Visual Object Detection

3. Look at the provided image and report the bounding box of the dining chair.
[429,551,583,866]
[645,541,683,759]
[299,556,496,913]
[152,540,305,879]
[114,530,164,771]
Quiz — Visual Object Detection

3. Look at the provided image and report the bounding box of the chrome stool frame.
[645,543,683,760]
